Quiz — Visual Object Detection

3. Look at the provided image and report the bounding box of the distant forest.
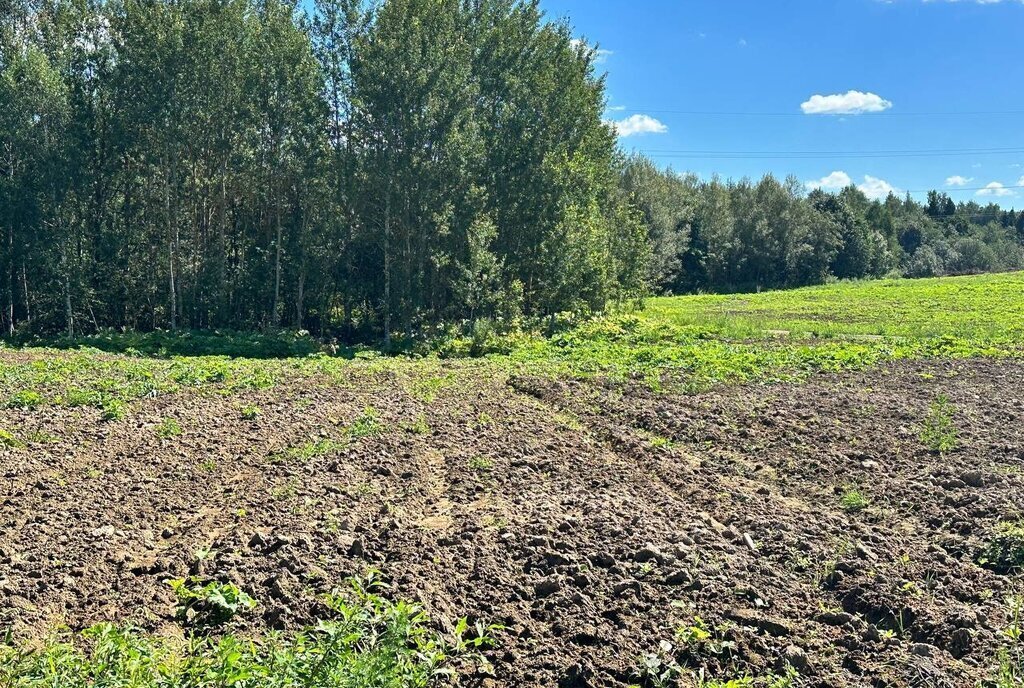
[3,0,1022,342]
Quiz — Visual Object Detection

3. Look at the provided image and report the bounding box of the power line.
[633,147,1024,160]
[904,183,1024,194]
[613,108,1024,118]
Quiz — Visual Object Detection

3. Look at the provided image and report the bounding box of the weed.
[271,438,346,464]
[994,596,1023,687]
[100,398,126,421]
[7,390,43,408]
[469,455,494,472]
[920,394,958,454]
[347,407,384,438]
[169,579,255,627]
[157,417,182,438]
[0,429,23,448]
[979,522,1024,573]
[0,571,492,686]
[840,487,870,512]
[401,414,430,435]
[240,404,261,420]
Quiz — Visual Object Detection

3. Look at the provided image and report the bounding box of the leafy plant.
[100,398,127,421]
[0,430,23,448]
[240,404,261,420]
[347,407,384,438]
[979,522,1024,573]
[0,573,495,687]
[157,417,182,438]
[920,394,958,454]
[169,579,256,627]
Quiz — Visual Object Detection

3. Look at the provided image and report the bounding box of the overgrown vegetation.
[1,574,495,686]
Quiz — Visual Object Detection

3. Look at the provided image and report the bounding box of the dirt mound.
[1,358,1022,686]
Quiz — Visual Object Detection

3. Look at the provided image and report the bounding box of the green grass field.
[510,271,1024,390]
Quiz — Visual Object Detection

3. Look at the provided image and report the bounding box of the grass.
[840,488,870,512]
[508,272,1024,390]
[0,574,495,687]
[2,273,1022,410]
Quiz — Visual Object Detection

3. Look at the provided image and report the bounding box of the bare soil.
[1,356,1022,687]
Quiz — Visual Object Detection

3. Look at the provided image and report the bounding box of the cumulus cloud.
[805,171,853,190]
[801,91,893,115]
[859,175,900,199]
[976,181,1014,197]
[609,114,668,137]
[945,175,973,186]
[805,171,898,199]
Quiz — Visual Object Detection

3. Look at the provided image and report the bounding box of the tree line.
[622,156,1024,294]
[3,0,1022,343]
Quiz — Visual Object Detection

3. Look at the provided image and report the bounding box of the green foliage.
[100,398,127,422]
[921,394,958,454]
[840,488,870,512]
[1,574,494,686]
[346,407,384,439]
[7,390,43,408]
[979,522,1024,573]
[994,597,1023,687]
[169,579,256,627]
[240,404,261,420]
[0,429,23,448]
[157,417,182,438]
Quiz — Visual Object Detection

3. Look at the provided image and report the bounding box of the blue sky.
[540,0,1024,204]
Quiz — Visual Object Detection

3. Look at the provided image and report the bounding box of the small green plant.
[169,579,256,627]
[468,455,494,472]
[7,390,43,409]
[101,398,127,421]
[994,596,1023,687]
[979,522,1024,573]
[649,435,675,449]
[347,407,384,438]
[240,404,261,420]
[402,414,430,435]
[0,429,23,448]
[840,487,870,512]
[157,417,182,438]
[273,438,346,463]
[920,394,958,453]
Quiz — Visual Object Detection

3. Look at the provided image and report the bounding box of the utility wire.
[613,108,1024,117]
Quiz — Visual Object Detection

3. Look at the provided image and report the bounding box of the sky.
[539,0,1024,204]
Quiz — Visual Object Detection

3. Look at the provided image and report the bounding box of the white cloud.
[805,171,899,199]
[977,181,1014,197]
[945,175,973,186]
[610,114,668,137]
[859,175,900,200]
[1018,175,1024,185]
[738,38,748,47]
[805,171,852,190]
[570,39,612,64]
[801,90,893,115]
